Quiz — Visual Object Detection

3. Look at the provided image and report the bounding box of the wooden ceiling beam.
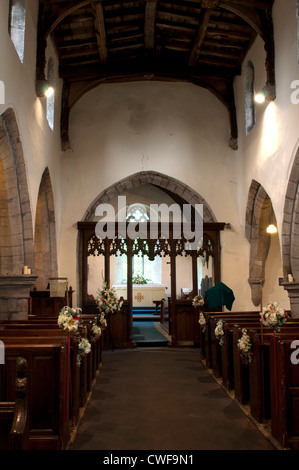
[91,2,108,64]
[144,0,157,55]
[189,7,214,66]
[219,0,276,99]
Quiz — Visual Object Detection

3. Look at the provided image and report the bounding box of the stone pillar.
[0,275,37,320]
[282,281,299,318]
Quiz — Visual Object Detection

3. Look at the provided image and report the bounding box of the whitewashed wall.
[0,0,63,252]
[0,0,297,312]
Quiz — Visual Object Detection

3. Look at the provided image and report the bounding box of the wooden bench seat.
[0,321,99,396]
[0,356,29,450]
[242,328,299,425]
[201,311,260,368]
[223,320,299,397]
[269,337,299,449]
[1,342,69,450]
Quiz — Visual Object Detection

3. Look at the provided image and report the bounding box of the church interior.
[1,0,299,452]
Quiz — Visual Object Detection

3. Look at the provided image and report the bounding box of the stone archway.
[78,171,218,306]
[83,171,216,223]
[34,167,58,290]
[246,180,273,306]
[0,108,35,319]
[281,147,299,316]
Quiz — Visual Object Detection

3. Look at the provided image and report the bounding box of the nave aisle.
[70,348,275,451]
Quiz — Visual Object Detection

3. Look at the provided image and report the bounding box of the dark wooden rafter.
[91,2,108,64]
[144,0,157,57]
[35,0,276,150]
[189,4,217,67]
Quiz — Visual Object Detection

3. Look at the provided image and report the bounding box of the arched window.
[46,57,55,130]
[115,204,162,284]
[9,0,26,63]
[244,61,256,134]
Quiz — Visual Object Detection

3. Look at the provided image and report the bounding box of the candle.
[288,274,294,283]
[22,266,28,274]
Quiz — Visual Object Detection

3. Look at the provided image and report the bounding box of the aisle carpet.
[70,348,275,451]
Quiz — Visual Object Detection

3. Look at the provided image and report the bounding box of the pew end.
[0,356,29,450]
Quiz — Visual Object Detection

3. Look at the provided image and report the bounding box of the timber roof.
[36,0,276,150]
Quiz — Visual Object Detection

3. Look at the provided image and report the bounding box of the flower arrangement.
[215,319,225,346]
[132,274,149,284]
[57,306,82,332]
[91,323,102,340]
[96,281,123,315]
[260,302,288,332]
[199,312,206,332]
[77,337,92,366]
[237,329,253,364]
[192,295,205,308]
[99,312,107,328]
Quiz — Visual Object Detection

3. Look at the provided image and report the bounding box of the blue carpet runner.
[132,306,160,321]
[132,321,169,347]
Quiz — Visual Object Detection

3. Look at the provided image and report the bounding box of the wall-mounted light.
[254,90,266,104]
[44,86,54,98]
[266,224,277,234]
[35,79,54,98]
[254,84,276,104]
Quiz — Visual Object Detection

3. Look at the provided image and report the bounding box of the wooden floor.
[69,348,276,451]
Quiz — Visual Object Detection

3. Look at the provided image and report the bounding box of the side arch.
[246,180,273,306]
[34,167,58,290]
[0,108,34,274]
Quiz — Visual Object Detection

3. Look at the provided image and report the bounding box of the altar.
[113,284,167,307]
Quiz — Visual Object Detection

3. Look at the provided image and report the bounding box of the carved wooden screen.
[77,221,224,313]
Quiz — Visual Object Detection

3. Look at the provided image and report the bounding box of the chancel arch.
[33,167,58,290]
[78,172,225,346]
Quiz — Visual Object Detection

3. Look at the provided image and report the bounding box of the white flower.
[215,320,224,346]
[237,329,253,364]
[91,324,102,339]
[78,337,91,355]
[199,312,206,332]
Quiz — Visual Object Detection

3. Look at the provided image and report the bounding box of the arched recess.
[0,107,34,274]
[246,180,277,306]
[34,168,58,290]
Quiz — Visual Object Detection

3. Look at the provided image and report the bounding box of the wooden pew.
[245,327,299,425]
[1,341,69,450]
[0,332,80,428]
[220,318,263,390]
[221,317,299,394]
[269,337,299,449]
[226,320,299,399]
[0,356,29,450]
[202,311,260,368]
[205,313,261,375]
[0,320,98,400]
